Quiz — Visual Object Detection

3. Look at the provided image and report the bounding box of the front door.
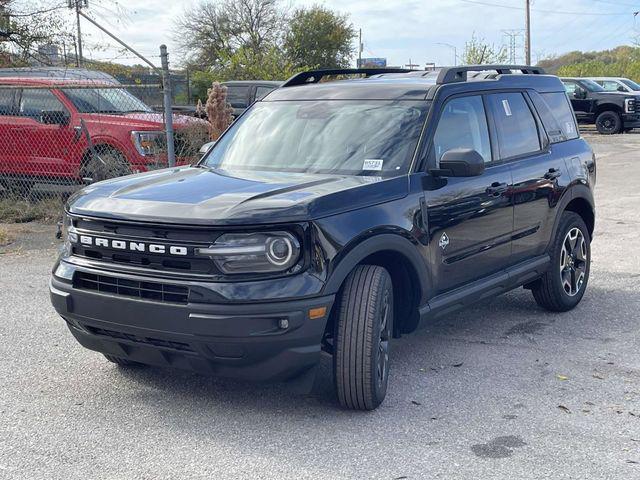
[424,94,514,295]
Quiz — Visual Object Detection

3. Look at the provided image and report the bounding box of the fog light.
[278,319,289,330]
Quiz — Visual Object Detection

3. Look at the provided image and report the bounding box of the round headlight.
[266,236,294,266]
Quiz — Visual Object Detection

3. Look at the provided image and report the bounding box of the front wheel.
[532,212,591,312]
[334,265,393,411]
[595,111,622,134]
[82,146,131,183]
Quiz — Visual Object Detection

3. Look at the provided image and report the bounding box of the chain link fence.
[0,72,210,222]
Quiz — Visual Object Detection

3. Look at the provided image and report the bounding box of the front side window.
[204,100,429,176]
[62,87,152,114]
[580,79,605,92]
[432,95,491,164]
[225,85,251,108]
[19,89,65,120]
[488,92,541,159]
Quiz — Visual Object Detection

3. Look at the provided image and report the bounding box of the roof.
[0,77,115,87]
[222,80,283,86]
[0,67,118,83]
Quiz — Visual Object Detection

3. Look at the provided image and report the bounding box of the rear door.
[424,94,514,294]
[489,91,571,264]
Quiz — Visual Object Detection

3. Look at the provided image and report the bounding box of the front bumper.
[622,113,640,128]
[50,271,334,384]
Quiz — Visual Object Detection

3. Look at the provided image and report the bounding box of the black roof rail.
[282,68,417,87]
[436,65,546,84]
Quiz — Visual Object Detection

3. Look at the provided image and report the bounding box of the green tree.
[284,6,355,69]
[461,33,507,65]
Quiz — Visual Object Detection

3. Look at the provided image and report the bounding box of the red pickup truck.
[0,77,207,192]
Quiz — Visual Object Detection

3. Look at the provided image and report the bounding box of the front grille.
[86,326,194,352]
[74,271,189,304]
[70,218,222,276]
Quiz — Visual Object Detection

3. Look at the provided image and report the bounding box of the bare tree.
[461,33,508,65]
[174,0,285,68]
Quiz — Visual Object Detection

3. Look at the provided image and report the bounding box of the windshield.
[62,87,153,114]
[203,100,429,176]
[581,79,605,92]
[621,79,640,91]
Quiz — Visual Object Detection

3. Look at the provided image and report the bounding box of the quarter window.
[433,95,492,164]
[539,92,579,141]
[19,89,65,120]
[488,92,541,159]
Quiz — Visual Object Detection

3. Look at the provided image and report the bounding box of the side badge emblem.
[439,232,450,250]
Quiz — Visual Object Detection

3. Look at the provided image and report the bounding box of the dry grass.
[0,197,63,224]
[0,227,10,246]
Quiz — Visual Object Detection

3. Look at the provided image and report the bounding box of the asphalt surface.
[1,133,639,479]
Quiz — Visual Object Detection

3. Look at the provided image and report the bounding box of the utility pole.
[358,29,362,68]
[525,0,531,65]
[405,59,419,69]
[68,0,87,67]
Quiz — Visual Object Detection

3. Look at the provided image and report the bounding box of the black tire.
[532,212,591,312]
[334,265,393,411]
[595,111,622,134]
[82,146,131,183]
[103,354,142,367]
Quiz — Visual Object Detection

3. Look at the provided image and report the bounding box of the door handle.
[486,182,509,195]
[544,168,562,180]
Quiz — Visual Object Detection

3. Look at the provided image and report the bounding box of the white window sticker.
[363,159,384,171]
[502,99,512,117]
[565,121,575,134]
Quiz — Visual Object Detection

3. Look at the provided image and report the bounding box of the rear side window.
[433,95,492,164]
[0,89,15,115]
[532,92,579,142]
[487,92,541,159]
[19,89,65,120]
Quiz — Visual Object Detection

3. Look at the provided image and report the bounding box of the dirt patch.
[0,197,63,224]
[0,222,60,255]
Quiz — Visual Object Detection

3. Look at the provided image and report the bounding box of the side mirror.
[199,141,216,157]
[617,85,627,92]
[435,148,485,177]
[41,110,69,126]
[573,88,587,100]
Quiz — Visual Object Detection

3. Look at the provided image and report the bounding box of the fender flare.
[548,184,595,250]
[322,233,431,304]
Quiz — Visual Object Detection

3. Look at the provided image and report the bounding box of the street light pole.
[525,0,531,65]
[437,43,457,66]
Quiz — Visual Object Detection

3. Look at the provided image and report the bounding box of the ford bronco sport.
[50,65,596,410]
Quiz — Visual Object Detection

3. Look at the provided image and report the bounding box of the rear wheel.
[82,146,131,183]
[595,111,622,134]
[334,265,393,411]
[532,212,591,312]
[103,354,142,367]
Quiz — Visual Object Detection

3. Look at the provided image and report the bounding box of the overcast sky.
[76,0,640,68]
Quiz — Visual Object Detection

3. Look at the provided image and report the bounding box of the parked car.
[0,77,208,192]
[588,77,640,93]
[51,65,596,410]
[561,77,640,134]
[0,67,119,84]
[222,80,283,117]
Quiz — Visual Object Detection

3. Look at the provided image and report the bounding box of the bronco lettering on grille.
[75,235,189,256]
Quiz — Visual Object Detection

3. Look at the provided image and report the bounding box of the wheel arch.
[323,234,430,337]
[548,185,595,251]
[594,102,622,116]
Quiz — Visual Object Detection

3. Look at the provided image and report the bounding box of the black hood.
[67,166,409,226]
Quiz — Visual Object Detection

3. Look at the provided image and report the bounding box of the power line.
[459,0,637,16]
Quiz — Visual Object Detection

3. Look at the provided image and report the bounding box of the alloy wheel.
[377,290,391,388]
[560,227,587,297]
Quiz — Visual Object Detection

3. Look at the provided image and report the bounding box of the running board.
[419,254,550,321]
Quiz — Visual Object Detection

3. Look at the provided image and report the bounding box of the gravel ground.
[1,133,639,479]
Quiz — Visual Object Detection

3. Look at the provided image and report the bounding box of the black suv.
[561,77,640,134]
[51,66,596,410]
[222,80,283,117]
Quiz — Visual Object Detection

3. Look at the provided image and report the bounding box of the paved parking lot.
[1,133,639,479]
